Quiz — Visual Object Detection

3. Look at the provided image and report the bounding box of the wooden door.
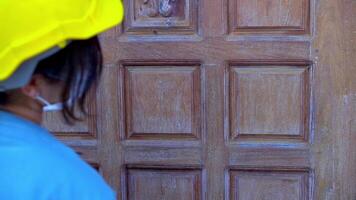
[44,0,355,199]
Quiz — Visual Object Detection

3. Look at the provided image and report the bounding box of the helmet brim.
[0,47,61,91]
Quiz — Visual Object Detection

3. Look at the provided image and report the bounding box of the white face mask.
[35,95,64,112]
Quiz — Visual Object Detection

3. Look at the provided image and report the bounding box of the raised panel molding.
[229,167,311,200]
[123,0,198,35]
[125,166,202,200]
[228,0,310,35]
[122,62,201,140]
[228,60,311,142]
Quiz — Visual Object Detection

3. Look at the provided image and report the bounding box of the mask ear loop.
[35,95,64,112]
[35,95,51,106]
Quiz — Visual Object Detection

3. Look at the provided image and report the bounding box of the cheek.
[54,82,66,100]
[42,82,66,102]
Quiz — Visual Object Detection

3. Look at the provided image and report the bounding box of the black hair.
[0,36,103,124]
[0,93,7,105]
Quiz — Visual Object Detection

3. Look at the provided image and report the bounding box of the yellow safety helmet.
[0,0,124,91]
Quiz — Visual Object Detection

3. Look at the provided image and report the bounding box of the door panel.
[229,61,311,141]
[228,0,310,35]
[43,0,356,199]
[123,64,201,140]
[229,168,310,200]
[123,0,199,37]
[126,167,202,200]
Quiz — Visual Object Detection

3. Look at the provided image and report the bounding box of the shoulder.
[0,111,116,199]
[32,143,116,199]
[0,140,115,200]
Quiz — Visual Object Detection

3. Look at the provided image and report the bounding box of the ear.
[21,75,41,99]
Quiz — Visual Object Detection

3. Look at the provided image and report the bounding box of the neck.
[0,103,43,124]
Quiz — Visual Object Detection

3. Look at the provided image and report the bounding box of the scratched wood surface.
[43,0,355,199]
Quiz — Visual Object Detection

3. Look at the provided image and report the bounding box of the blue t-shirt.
[0,110,115,200]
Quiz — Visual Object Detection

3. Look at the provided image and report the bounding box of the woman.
[0,0,123,199]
